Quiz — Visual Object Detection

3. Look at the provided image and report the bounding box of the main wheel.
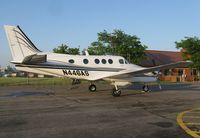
[89,84,96,92]
[143,85,149,92]
[112,88,121,97]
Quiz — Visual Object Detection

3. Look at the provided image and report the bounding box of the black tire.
[112,88,121,97]
[143,85,149,92]
[89,84,96,92]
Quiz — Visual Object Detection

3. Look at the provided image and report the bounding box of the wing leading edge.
[113,60,192,78]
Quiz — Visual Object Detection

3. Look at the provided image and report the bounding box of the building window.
[108,59,113,64]
[95,59,100,64]
[164,69,170,76]
[102,59,106,64]
[83,59,89,64]
[178,69,183,76]
[192,69,197,76]
[171,69,175,76]
[119,59,124,64]
[68,59,74,64]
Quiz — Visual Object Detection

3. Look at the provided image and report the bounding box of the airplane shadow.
[126,82,200,92]
[91,82,200,97]
[118,82,200,97]
[0,91,53,98]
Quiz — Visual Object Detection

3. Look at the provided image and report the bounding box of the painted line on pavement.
[177,108,200,138]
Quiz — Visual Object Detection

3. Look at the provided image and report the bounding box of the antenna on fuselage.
[82,49,89,56]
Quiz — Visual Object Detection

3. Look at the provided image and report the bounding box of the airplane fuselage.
[15,53,157,85]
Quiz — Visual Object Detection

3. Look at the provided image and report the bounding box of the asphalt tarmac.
[0,82,200,138]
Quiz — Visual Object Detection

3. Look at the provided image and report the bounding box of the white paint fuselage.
[16,52,157,86]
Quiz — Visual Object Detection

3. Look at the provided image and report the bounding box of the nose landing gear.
[112,84,121,97]
[112,88,121,97]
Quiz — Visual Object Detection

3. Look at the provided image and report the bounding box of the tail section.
[4,25,41,63]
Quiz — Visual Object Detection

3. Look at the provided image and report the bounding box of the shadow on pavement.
[127,82,200,92]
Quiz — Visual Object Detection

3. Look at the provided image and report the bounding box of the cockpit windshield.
[125,59,129,64]
[119,58,130,64]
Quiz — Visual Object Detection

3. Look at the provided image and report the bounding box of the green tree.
[5,65,16,74]
[88,29,147,64]
[176,37,200,70]
[68,48,80,55]
[87,42,108,55]
[53,44,80,55]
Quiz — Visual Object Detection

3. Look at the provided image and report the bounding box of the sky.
[1,0,200,67]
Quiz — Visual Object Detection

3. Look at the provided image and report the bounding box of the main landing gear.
[89,82,121,97]
[89,84,96,92]
[142,84,149,92]
[112,85,121,97]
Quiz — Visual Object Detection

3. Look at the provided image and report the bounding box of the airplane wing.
[113,61,192,78]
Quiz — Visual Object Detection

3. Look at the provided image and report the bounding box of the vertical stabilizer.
[4,25,41,63]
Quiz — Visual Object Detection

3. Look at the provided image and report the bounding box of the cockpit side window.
[119,59,124,64]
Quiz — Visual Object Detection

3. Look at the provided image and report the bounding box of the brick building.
[140,50,197,82]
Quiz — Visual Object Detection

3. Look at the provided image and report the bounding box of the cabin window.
[95,59,100,64]
[108,59,113,64]
[83,59,89,64]
[119,59,124,64]
[102,59,106,64]
[68,59,74,64]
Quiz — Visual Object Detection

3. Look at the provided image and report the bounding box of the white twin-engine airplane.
[4,25,191,96]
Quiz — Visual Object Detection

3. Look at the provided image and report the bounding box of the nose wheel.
[89,84,96,92]
[112,88,121,97]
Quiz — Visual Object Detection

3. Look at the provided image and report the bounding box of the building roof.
[140,50,183,67]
